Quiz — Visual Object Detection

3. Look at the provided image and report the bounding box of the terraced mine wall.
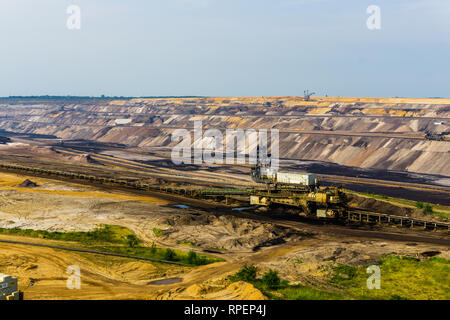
[0,97,449,176]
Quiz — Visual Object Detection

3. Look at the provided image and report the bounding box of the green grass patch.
[0,224,134,245]
[423,204,433,214]
[330,255,450,300]
[432,211,448,219]
[152,228,164,237]
[330,264,358,282]
[177,241,195,246]
[415,202,433,214]
[271,285,346,300]
[361,191,388,200]
[415,202,424,209]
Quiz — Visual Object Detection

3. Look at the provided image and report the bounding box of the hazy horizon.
[1,94,449,99]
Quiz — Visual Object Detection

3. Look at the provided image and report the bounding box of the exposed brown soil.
[158,212,305,251]
[0,170,448,300]
[0,143,99,165]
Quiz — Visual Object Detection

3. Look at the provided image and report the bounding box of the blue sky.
[0,0,449,97]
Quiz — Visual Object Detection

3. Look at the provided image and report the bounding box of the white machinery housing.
[275,172,318,186]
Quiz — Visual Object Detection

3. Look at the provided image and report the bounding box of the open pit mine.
[0,96,449,300]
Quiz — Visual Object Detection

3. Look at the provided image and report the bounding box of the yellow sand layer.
[0,172,168,205]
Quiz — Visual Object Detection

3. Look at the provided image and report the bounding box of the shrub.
[187,250,197,265]
[164,248,176,261]
[233,264,258,282]
[126,234,139,247]
[262,269,281,289]
[195,256,207,265]
[423,204,433,214]
[415,202,424,209]
[331,264,358,282]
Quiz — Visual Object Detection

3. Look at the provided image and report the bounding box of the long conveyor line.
[344,209,449,232]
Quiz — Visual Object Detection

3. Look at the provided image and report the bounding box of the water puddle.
[172,204,191,209]
[148,277,183,285]
[232,206,257,211]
